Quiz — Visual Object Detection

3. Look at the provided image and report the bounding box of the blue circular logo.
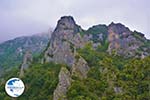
[5,78,25,97]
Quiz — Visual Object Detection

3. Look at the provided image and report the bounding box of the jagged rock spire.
[55,16,77,31]
[108,22,131,35]
[44,16,90,100]
[19,51,32,77]
[53,67,71,100]
[44,16,88,66]
[50,16,81,42]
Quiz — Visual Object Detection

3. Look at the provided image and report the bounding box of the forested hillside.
[0,16,149,100]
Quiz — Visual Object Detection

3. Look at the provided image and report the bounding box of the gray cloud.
[0,0,149,42]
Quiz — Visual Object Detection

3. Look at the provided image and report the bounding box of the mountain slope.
[34,16,150,100]
[0,33,50,70]
[0,16,150,100]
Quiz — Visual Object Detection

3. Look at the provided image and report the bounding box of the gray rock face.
[44,16,90,78]
[44,16,88,66]
[71,56,90,79]
[45,16,150,100]
[45,16,90,100]
[108,22,131,53]
[108,22,131,35]
[20,51,32,77]
[53,67,71,100]
[107,22,148,57]
[54,16,80,34]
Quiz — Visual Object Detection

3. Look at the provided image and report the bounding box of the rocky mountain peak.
[53,16,80,35]
[44,16,88,66]
[1,16,150,100]
[44,16,90,100]
[56,16,76,30]
[108,22,131,35]
[107,22,150,57]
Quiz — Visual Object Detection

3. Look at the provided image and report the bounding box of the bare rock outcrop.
[44,16,89,68]
[20,51,32,77]
[107,22,148,57]
[71,56,90,79]
[45,16,90,100]
[53,67,71,100]
[44,16,84,66]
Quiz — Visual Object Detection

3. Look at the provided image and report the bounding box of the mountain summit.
[44,16,88,66]
[0,16,150,100]
[54,16,79,32]
[42,16,150,100]
[108,22,150,57]
[44,16,90,99]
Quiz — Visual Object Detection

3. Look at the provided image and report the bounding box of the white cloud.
[0,0,149,42]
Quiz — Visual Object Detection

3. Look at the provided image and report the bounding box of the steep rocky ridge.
[107,22,150,57]
[19,51,33,77]
[44,16,89,66]
[0,16,150,100]
[44,16,90,100]
[43,16,150,100]
[53,67,71,100]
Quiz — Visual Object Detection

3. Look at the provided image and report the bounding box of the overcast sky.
[0,0,149,42]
